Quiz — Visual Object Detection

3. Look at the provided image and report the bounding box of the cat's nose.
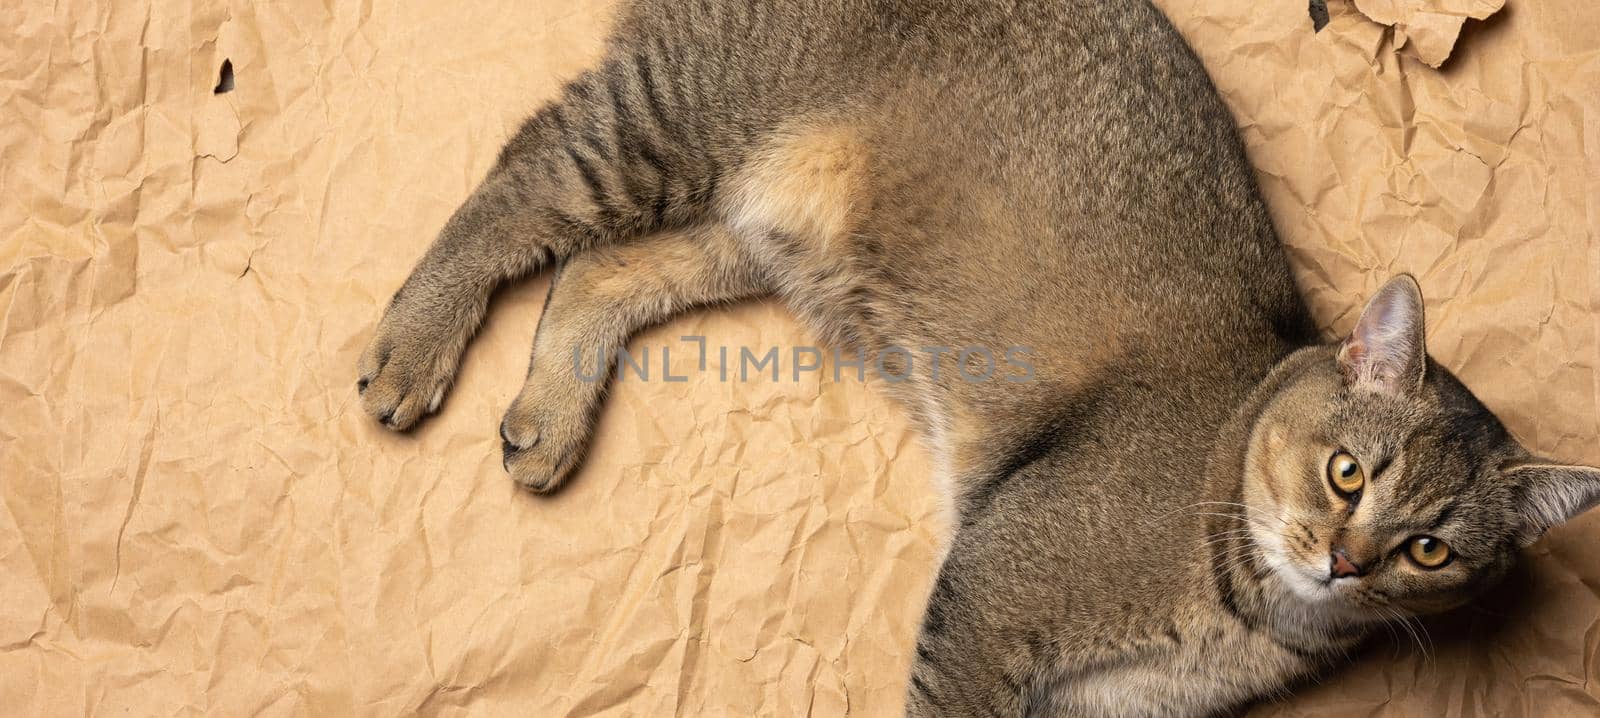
[1329,548,1364,578]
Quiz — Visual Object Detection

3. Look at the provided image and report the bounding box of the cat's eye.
[1327,450,1365,496]
[1406,536,1451,568]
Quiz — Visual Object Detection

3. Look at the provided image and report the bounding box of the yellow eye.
[1327,451,1365,496]
[1407,536,1451,568]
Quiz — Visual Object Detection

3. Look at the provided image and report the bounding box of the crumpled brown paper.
[1,0,1596,715]
[1351,0,1505,67]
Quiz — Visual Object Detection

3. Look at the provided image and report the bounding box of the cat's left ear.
[1337,274,1427,395]
[1508,461,1600,546]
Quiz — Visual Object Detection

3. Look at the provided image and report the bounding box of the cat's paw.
[356,314,459,431]
[498,397,587,493]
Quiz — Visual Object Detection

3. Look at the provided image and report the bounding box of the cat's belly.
[1040,624,1317,718]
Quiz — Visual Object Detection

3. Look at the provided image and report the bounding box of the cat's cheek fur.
[1251,525,1329,602]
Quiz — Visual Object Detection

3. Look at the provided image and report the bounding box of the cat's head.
[1242,275,1600,620]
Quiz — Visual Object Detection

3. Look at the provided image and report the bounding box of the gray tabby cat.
[355,0,1600,714]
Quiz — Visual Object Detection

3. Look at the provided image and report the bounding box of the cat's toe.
[357,331,454,431]
[499,411,580,493]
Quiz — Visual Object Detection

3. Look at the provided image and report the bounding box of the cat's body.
[357,1,1600,715]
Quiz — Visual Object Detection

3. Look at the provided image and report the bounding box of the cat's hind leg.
[358,57,719,430]
[500,224,765,492]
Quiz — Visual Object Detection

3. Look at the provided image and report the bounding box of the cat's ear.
[1508,461,1600,546]
[1337,274,1427,395]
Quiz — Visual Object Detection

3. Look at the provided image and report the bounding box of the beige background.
[2,0,1597,714]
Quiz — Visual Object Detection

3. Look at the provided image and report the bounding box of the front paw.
[356,314,460,431]
[498,399,587,493]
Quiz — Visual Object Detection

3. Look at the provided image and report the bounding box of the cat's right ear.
[1508,461,1600,546]
[1337,275,1427,395]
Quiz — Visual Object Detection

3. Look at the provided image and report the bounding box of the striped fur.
[357,1,1600,714]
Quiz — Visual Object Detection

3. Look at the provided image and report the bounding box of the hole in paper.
[1309,0,1330,32]
[214,58,235,94]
